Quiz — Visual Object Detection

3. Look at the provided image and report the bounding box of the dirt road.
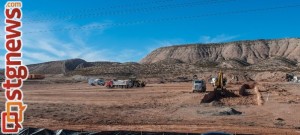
[0,82,299,134]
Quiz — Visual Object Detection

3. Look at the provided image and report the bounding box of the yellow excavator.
[201,70,227,103]
[214,70,226,91]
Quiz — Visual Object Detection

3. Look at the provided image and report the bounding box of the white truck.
[106,80,132,88]
[192,79,206,92]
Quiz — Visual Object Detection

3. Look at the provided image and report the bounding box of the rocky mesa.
[25,38,300,81]
[140,38,300,65]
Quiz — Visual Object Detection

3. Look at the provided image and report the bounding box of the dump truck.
[105,80,131,88]
[105,78,146,88]
[129,77,146,87]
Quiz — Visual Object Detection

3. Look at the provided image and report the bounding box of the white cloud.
[23,50,59,62]
[199,34,239,43]
[0,19,113,65]
[0,18,145,67]
[78,49,110,62]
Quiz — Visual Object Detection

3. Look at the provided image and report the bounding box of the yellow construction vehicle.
[214,70,226,91]
[201,70,227,103]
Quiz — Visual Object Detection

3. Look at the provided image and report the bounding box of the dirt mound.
[214,107,242,116]
[201,89,239,103]
[239,82,256,96]
[253,71,286,82]
[202,82,261,106]
[140,38,300,64]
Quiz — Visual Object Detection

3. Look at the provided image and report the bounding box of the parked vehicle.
[88,78,105,86]
[28,74,45,80]
[105,79,146,88]
[192,79,206,92]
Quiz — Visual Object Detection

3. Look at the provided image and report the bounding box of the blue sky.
[0,0,300,66]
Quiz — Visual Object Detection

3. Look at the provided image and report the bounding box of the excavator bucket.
[201,70,237,103]
[201,89,238,103]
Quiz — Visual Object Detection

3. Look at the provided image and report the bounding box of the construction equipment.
[129,77,146,87]
[105,79,131,88]
[214,71,226,91]
[286,73,294,82]
[293,76,300,83]
[210,77,216,87]
[201,70,228,103]
[286,73,300,83]
[105,78,146,88]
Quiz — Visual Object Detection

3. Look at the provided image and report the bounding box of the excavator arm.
[215,71,224,90]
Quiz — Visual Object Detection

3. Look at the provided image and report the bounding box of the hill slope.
[28,59,87,74]
[140,38,300,64]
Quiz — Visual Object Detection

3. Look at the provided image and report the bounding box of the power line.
[22,0,177,19]
[22,0,236,24]
[1,3,299,37]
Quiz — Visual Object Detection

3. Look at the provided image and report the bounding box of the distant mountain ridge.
[27,38,300,75]
[140,38,300,64]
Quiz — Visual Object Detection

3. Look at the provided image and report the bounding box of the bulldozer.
[201,70,228,103]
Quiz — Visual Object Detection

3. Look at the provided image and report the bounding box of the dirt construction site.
[1,80,299,135]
